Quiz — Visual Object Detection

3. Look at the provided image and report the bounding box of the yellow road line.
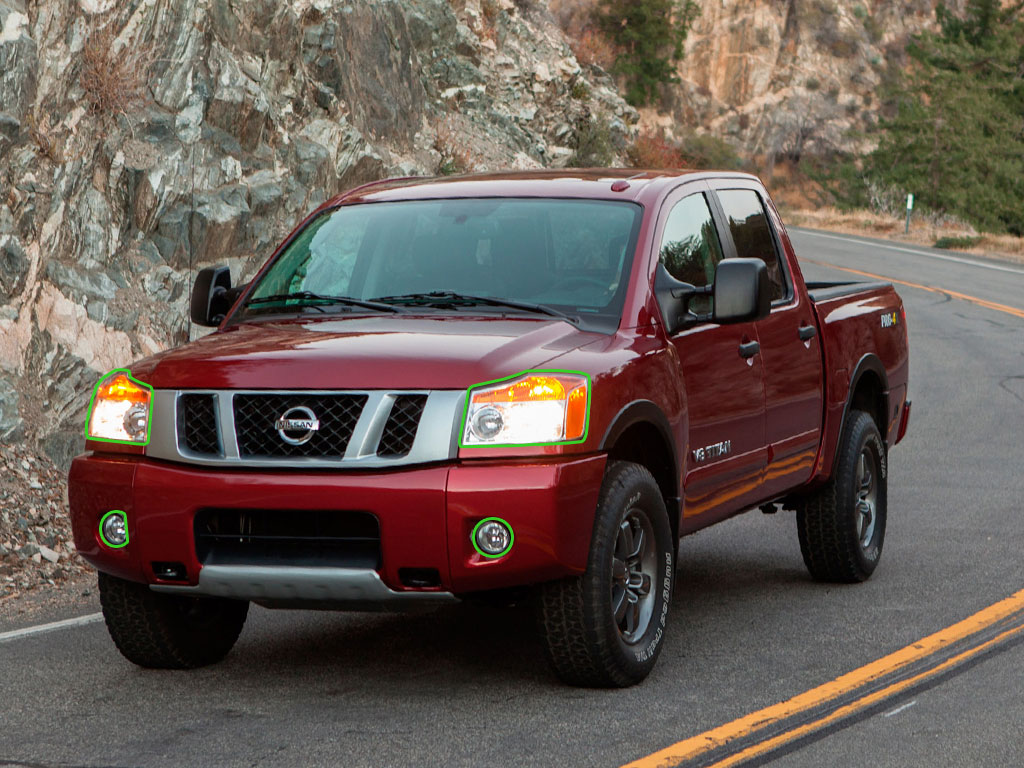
[623,588,1024,768]
[702,621,1024,768]
[802,259,1024,320]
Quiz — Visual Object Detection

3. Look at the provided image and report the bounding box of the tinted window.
[658,193,724,315]
[717,189,787,301]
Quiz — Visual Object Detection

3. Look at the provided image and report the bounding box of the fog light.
[99,510,129,548]
[472,517,513,558]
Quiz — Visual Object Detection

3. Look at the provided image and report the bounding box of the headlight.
[461,371,590,447]
[86,370,153,444]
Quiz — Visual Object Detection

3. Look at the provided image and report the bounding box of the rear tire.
[99,572,249,669]
[538,461,674,687]
[798,410,887,583]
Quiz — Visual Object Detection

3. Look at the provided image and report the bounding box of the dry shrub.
[549,0,598,32]
[627,130,686,169]
[79,25,150,120]
[479,0,501,42]
[433,117,475,176]
[550,0,616,69]
[573,28,617,69]
[25,113,63,163]
[481,0,500,23]
[781,206,1024,265]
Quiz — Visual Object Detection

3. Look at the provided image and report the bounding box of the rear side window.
[717,189,788,302]
[658,193,724,315]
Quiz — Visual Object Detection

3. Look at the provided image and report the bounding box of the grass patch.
[934,235,983,250]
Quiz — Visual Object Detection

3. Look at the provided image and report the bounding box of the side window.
[658,193,724,315]
[716,189,788,302]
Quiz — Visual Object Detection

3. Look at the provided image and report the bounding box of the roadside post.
[905,193,914,234]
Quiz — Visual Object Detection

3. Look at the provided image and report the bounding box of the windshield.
[238,198,644,332]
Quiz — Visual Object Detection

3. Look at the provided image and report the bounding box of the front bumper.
[69,453,606,602]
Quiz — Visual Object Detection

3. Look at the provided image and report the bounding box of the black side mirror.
[190,266,232,327]
[712,258,771,324]
[654,263,700,336]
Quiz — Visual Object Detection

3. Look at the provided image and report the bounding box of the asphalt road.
[2,228,1023,768]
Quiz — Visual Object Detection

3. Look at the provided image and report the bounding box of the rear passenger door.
[656,183,769,526]
[711,183,823,499]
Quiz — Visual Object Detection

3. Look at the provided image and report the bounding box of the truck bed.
[806,281,893,303]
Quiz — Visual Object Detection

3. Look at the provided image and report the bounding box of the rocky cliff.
[0,0,636,466]
[663,0,967,159]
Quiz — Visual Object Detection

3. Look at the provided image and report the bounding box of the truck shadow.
[205,545,813,688]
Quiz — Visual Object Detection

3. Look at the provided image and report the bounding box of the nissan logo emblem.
[274,406,320,445]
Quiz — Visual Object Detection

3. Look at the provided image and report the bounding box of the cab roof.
[329,168,763,207]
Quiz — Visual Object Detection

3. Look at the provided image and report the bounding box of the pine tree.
[595,0,700,107]
[865,2,1024,234]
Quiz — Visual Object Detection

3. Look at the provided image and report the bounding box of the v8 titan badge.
[693,440,732,463]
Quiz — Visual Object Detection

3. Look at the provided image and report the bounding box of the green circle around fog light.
[471,517,514,559]
[99,510,129,548]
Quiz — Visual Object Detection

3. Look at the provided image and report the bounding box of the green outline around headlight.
[98,510,129,548]
[459,369,592,449]
[471,517,514,558]
[84,369,154,446]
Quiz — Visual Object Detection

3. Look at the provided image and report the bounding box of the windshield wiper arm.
[372,292,578,323]
[246,292,402,313]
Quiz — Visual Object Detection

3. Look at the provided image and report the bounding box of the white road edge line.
[790,229,1024,276]
[0,612,103,644]
[882,700,918,718]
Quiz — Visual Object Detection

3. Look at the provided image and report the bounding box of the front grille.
[377,395,428,457]
[194,508,380,568]
[179,394,221,456]
[233,393,367,458]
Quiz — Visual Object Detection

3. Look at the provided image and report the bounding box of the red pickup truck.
[70,170,910,686]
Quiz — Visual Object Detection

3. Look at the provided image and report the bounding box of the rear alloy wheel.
[538,461,674,687]
[99,572,249,669]
[798,409,887,582]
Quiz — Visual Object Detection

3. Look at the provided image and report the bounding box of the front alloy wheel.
[612,511,657,643]
[539,460,675,687]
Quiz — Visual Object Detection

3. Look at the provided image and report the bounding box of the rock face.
[0,0,636,464]
[669,0,967,157]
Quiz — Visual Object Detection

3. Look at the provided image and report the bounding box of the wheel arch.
[600,401,681,541]
[840,354,889,459]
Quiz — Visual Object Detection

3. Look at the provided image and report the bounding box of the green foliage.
[568,115,616,167]
[570,79,591,101]
[595,0,700,106]
[678,132,744,170]
[934,235,983,250]
[839,2,1024,235]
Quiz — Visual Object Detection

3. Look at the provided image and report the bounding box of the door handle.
[798,325,817,341]
[739,340,760,359]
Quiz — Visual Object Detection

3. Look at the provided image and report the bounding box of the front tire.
[538,461,675,687]
[797,409,887,582]
[99,572,249,669]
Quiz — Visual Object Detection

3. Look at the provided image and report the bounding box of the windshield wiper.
[245,291,402,313]
[372,291,579,324]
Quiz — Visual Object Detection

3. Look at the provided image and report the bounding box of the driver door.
[655,183,768,528]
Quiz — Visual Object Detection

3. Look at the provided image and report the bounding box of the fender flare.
[835,353,890,466]
[599,399,680,504]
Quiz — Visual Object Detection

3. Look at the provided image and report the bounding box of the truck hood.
[132,315,602,390]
